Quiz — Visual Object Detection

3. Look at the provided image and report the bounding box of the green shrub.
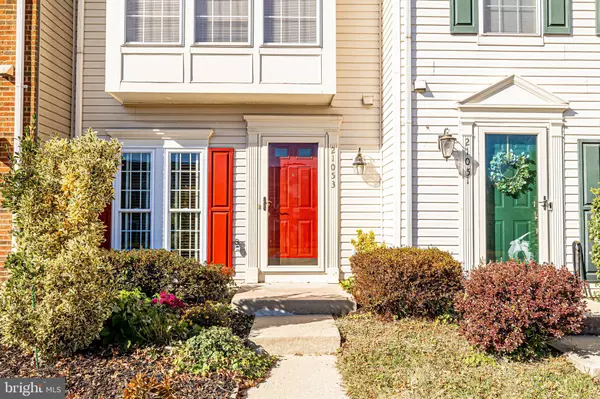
[350,247,463,318]
[0,127,121,358]
[101,289,187,349]
[350,230,385,255]
[107,249,234,305]
[183,301,254,338]
[175,327,273,380]
[590,186,600,279]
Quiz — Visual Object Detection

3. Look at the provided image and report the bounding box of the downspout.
[70,0,78,137]
[404,0,413,246]
[379,0,384,244]
[74,0,85,137]
[14,0,25,154]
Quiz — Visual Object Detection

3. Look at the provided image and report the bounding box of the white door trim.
[243,115,343,283]
[475,125,549,265]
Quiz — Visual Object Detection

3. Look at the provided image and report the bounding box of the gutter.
[14,0,25,154]
[404,0,413,246]
[74,0,85,137]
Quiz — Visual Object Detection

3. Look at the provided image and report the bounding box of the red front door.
[268,143,318,266]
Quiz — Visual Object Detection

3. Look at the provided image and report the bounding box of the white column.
[459,122,475,270]
[549,122,566,267]
[326,133,341,283]
[245,133,260,283]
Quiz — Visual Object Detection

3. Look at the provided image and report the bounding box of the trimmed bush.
[175,327,273,380]
[0,128,121,358]
[455,260,586,357]
[350,247,463,318]
[107,249,234,305]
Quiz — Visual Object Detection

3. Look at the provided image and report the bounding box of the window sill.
[477,35,544,46]
[191,43,253,48]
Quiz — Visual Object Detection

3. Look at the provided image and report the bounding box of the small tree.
[0,126,122,358]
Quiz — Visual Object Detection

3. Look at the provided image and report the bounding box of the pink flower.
[152,292,185,309]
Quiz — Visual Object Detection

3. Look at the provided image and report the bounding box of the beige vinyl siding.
[38,0,74,139]
[82,0,382,278]
[405,0,600,266]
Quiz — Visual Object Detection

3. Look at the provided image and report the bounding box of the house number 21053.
[330,145,337,188]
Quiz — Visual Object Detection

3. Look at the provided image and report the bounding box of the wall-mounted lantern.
[353,147,366,174]
[438,128,457,161]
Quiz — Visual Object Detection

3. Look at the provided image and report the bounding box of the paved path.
[245,355,348,399]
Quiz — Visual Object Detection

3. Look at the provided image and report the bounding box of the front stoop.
[551,336,600,378]
[249,315,341,355]
[583,299,600,335]
[232,283,356,316]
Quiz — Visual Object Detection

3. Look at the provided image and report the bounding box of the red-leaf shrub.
[455,260,586,357]
[350,247,463,318]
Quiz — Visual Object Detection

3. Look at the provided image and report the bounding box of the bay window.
[126,0,182,44]
[114,147,207,260]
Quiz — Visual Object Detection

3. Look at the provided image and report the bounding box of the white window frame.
[164,148,208,261]
[193,0,253,46]
[114,149,156,251]
[124,0,185,46]
[478,0,542,37]
[262,0,322,47]
[110,134,211,262]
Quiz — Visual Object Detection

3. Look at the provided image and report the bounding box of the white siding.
[82,0,382,279]
[38,0,74,139]
[405,0,600,267]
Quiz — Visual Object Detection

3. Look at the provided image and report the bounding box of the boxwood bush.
[106,249,235,305]
[350,247,463,318]
[455,260,586,358]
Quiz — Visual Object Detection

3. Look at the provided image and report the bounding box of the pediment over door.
[456,75,569,112]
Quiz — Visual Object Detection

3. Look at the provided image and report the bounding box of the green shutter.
[544,0,572,34]
[450,0,478,34]
[597,0,600,35]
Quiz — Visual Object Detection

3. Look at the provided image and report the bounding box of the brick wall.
[0,0,38,280]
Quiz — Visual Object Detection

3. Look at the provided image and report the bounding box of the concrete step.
[249,315,341,356]
[232,283,356,316]
[582,299,600,335]
[551,335,600,378]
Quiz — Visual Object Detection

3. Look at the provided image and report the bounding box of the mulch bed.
[0,345,239,399]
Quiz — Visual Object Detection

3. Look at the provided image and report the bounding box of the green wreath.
[489,150,534,198]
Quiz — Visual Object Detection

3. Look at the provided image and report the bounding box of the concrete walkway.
[235,284,352,399]
[245,355,348,399]
[551,335,600,378]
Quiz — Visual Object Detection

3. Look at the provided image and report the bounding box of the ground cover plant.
[455,260,586,358]
[337,314,600,399]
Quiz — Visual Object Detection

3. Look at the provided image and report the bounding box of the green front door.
[485,134,538,262]
[580,142,600,282]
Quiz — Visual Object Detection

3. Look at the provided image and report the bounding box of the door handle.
[263,197,273,211]
[539,196,553,211]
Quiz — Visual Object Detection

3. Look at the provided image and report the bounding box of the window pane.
[126,0,181,43]
[264,0,317,44]
[483,0,536,34]
[196,0,249,43]
[170,153,202,259]
[121,153,151,210]
[121,212,151,250]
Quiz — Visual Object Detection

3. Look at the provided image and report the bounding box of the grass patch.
[336,314,600,399]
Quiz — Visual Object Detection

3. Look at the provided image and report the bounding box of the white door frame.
[244,115,343,283]
[475,125,550,264]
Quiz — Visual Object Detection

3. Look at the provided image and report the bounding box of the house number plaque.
[464,137,472,183]
[330,145,337,188]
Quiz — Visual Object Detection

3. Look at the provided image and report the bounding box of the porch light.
[353,147,366,174]
[438,128,457,161]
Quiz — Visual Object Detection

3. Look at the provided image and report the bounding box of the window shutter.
[580,143,600,282]
[544,0,571,34]
[207,148,234,269]
[450,0,478,34]
[99,202,112,250]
